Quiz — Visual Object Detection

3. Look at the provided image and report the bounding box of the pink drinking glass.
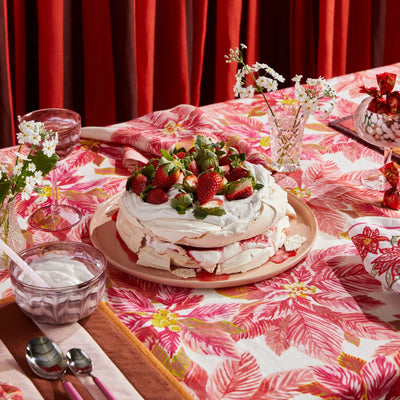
[20,108,82,231]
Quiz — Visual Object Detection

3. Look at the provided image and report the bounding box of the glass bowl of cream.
[9,241,107,324]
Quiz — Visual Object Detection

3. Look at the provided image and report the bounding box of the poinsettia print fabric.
[3,64,400,399]
[349,217,400,294]
[0,384,23,400]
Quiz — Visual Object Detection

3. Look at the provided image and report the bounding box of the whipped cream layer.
[118,163,288,248]
[117,212,290,275]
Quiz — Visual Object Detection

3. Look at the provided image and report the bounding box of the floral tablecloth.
[3,64,400,399]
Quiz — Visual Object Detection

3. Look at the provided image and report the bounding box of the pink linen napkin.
[348,217,400,294]
[81,104,221,169]
[81,104,270,171]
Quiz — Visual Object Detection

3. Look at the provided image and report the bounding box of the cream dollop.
[20,254,94,287]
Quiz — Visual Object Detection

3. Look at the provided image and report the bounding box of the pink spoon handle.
[93,376,117,400]
[63,380,84,400]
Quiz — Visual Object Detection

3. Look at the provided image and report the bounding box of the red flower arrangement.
[360,72,400,115]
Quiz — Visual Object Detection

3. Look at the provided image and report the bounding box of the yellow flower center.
[283,282,317,298]
[288,187,311,199]
[260,136,270,147]
[363,238,371,246]
[151,309,181,331]
[281,98,299,106]
[162,121,183,136]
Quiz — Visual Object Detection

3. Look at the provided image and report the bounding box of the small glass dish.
[9,241,106,324]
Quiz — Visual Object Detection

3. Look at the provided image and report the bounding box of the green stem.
[241,63,276,118]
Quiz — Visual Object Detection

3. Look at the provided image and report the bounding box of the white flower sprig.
[292,75,336,118]
[0,118,59,204]
[225,43,336,119]
[225,44,285,116]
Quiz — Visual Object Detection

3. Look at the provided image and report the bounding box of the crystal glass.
[0,197,25,269]
[267,103,306,173]
[20,108,82,231]
[9,241,106,324]
[354,97,400,191]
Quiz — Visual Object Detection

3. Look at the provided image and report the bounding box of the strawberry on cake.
[116,136,303,278]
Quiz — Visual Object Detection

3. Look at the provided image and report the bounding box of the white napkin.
[348,217,400,294]
[0,340,44,400]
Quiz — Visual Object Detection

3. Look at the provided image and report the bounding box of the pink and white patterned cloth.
[349,217,400,294]
[81,103,271,171]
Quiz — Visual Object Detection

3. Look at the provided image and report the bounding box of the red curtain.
[0,0,398,148]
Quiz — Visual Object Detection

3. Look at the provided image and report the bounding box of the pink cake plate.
[89,192,317,289]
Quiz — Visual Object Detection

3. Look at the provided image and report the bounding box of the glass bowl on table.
[20,108,82,231]
[354,97,400,191]
[9,241,106,324]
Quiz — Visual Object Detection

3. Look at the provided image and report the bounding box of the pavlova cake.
[116,136,304,278]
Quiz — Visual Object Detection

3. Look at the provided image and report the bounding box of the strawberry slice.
[225,166,248,182]
[193,198,226,220]
[200,198,223,208]
[225,178,253,201]
[184,174,198,190]
[130,173,148,195]
[145,188,169,204]
[197,171,222,204]
[217,165,230,175]
[188,159,200,176]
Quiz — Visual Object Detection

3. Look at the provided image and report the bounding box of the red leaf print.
[252,368,314,400]
[361,355,397,400]
[1,288,13,299]
[206,352,262,400]
[312,364,365,399]
[0,269,9,283]
[117,311,152,332]
[107,287,155,312]
[156,285,203,310]
[330,311,399,341]
[159,328,181,358]
[375,342,400,358]
[183,361,209,400]
[185,304,239,321]
[134,326,159,350]
[263,316,291,356]
[182,321,239,359]
[384,374,400,399]
[286,304,344,363]
[309,201,348,237]
[0,384,23,400]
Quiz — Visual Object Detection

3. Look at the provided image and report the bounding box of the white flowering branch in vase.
[0,118,58,265]
[225,43,336,172]
[0,118,59,204]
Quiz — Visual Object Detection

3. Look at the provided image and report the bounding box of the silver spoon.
[66,348,116,400]
[26,337,84,400]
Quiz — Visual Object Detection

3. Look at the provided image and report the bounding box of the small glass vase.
[0,197,25,269]
[267,103,306,173]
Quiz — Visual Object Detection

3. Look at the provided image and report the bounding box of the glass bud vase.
[267,103,306,173]
[0,197,25,269]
